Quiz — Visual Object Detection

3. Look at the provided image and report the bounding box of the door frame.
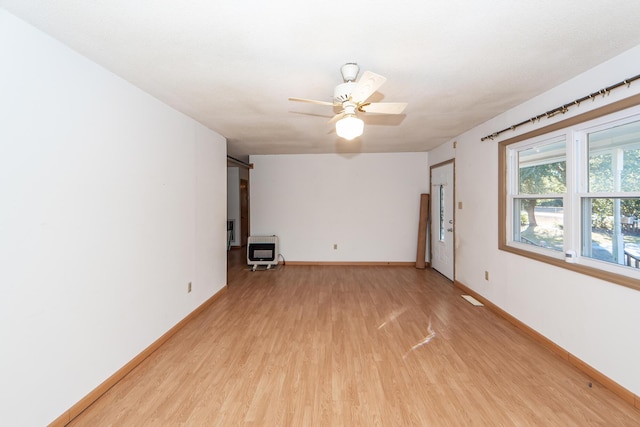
[429,159,456,281]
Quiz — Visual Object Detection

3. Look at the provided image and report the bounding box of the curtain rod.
[480,73,640,142]
[227,155,253,169]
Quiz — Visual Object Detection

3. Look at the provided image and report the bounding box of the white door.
[430,161,455,281]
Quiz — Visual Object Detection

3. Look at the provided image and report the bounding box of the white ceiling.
[3,1,640,160]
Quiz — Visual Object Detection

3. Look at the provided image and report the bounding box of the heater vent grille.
[247,235,279,267]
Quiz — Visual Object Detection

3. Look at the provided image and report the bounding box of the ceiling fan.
[289,63,408,140]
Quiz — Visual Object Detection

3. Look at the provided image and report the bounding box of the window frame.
[499,93,640,292]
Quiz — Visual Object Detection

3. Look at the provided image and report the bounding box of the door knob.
[446,228,453,232]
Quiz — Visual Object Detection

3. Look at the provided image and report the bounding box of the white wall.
[432,44,640,395]
[227,167,241,246]
[250,152,429,262]
[0,9,227,426]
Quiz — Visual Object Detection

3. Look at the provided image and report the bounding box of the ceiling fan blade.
[359,102,408,115]
[328,113,343,124]
[288,97,334,106]
[350,71,387,104]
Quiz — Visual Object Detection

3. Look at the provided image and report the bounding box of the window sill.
[499,243,640,292]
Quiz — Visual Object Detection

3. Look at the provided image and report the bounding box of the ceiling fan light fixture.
[335,114,364,140]
[290,63,407,141]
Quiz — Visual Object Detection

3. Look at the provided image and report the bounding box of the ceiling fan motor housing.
[334,82,357,104]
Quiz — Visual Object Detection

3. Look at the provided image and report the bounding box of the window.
[439,185,445,241]
[500,98,640,290]
[582,120,640,269]
[512,136,566,252]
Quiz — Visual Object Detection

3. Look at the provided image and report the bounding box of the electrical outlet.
[188,282,192,293]
[333,244,338,250]
[484,271,489,281]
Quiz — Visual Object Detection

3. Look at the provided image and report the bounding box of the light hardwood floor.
[69,251,640,426]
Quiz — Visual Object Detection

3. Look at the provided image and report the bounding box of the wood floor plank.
[67,252,640,426]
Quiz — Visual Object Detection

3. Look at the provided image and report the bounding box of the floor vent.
[461,295,484,306]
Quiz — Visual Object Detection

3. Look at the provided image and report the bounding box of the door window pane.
[439,185,445,241]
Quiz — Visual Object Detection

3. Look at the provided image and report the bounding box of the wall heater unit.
[247,235,279,270]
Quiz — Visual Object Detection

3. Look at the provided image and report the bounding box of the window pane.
[439,185,445,241]
[588,120,640,192]
[513,198,563,251]
[518,139,566,194]
[581,197,640,268]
